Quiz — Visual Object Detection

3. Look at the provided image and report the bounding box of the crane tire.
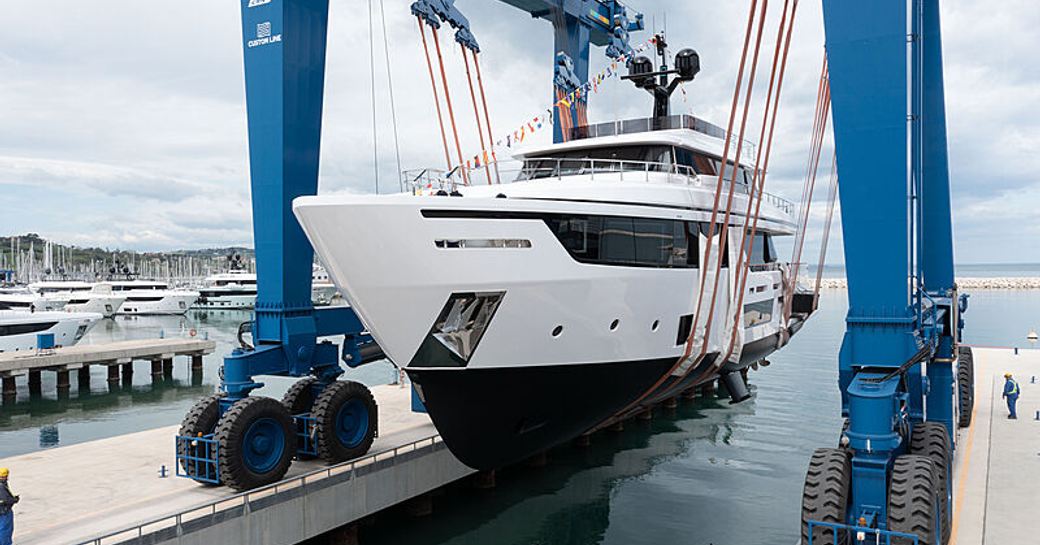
[800,448,851,545]
[887,455,941,545]
[312,380,378,464]
[177,393,224,483]
[911,423,952,545]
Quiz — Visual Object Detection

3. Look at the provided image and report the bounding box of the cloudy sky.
[1,0,1037,264]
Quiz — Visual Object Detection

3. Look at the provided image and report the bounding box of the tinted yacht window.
[545,214,699,268]
[522,145,674,179]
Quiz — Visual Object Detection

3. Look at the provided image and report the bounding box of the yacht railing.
[486,158,794,215]
[569,114,758,159]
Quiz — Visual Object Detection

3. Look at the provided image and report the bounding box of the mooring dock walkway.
[3,383,473,545]
[952,346,1040,545]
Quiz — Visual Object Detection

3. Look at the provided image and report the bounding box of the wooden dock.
[0,338,216,400]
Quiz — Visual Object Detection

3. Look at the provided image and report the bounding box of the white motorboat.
[0,287,70,312]
[28,281,126,318]
[293,114,814,469]
[109,280,199,315]
[0,310,103,353]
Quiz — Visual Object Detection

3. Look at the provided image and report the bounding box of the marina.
[1,0,1038,544]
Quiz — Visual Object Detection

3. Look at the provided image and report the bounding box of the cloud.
[0,0,1036,264]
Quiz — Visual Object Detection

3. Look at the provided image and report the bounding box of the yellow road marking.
[950,356,982,544]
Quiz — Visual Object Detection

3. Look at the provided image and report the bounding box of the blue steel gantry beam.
[498,0,644,142]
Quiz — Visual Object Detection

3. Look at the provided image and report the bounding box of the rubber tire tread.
[957,346,974,428]
[801,448,851,545]
[176,393,223,482]
[911,423,952,545]
[282,376,318,415]
[887,455,940,545]
[312,380,378,464]
[216,396,296,491]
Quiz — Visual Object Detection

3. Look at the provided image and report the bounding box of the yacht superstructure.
[0,287,69,312]
[29,281,126,318]
[109,280,199,315]
[195,269,257,310]
[294,114,812,470]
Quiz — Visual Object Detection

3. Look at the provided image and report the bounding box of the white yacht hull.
[65,295,126,318]
[117,292,199,315]
[295,190,795,469]
[0,311,103,353]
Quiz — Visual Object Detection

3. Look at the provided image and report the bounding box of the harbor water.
[1,288,1037,544]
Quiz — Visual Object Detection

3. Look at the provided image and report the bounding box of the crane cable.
[723,0,799,362]
[460,44,493,185]
[472,51,501,184]
[368,0,380,193]
[783,60,831,322]
[378,0,404,193]
[430,27,469,185]
[416,18,453,175]
[598,0,767,422]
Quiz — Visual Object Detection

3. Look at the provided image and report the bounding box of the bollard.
[1015,347,1019,355]
[1035,410,1039,421]
[158,465,168,478]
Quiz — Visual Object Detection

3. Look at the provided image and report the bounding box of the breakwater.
[816,277,1040,290]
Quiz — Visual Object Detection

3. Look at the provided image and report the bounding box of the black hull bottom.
[408,333,787,470]
[408,358,675,470]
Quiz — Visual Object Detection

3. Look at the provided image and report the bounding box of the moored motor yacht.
[109,280,199,315]
[0,287,70,312]
[28,281,126,318]
[0,310,103,353]
[194,269,257,310]
[294,113,815,470]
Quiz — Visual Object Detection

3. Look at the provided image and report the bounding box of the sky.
[0,0,1037,264]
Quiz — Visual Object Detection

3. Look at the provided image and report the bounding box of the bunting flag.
[455,35,657,176]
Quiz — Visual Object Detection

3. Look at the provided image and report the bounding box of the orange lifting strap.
[461,44,493,185]
[784,59,830,322]
[685,0,771,368]
[472,51,501,184]
[430,25,468,185]
[601,0,770,421]
[724,0,799,360]
[417,18,453,174]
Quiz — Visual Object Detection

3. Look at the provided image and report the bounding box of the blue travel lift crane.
[801,2,973,544]
[176,0,644,491]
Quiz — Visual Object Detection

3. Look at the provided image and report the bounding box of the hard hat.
[1004,372,1013,378]
[0,467,8,479]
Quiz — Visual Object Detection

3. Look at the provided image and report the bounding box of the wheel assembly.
[282,376,318,415]
[216,396,296,491]
[800,448,851,545]
[957,346,974,428]
[177,393,223,483]
[312,380,378,463]
[887,455,941,545]
[910,423,952,545]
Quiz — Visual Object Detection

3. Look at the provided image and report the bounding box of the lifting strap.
[461,44,493,185]
[600,0,768,422]
[430,25,469,185]
[724,0,799,363]
[784,59,830,322]
[813,155,839,297]
[417,17,453,174]
[472,51,501,184]
[684,0,771,371]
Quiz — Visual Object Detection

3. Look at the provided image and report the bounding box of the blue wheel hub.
[336,398,370,448]
[242,417,285,473]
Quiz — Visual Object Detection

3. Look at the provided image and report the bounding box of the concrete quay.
[951,346,1040,545]
[1,383,475,545]
[0,338,216,401]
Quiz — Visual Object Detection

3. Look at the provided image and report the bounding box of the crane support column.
[807,1,964,540]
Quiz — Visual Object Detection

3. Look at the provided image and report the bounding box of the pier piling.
[28,370,42,396]
[150,359,163,377]
[107,365,120,384]
[162,358,173,378]
[56,369,71,396]
[1,376,15,402]
[78,365,91,388]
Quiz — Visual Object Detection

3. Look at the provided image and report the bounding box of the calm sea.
[1,288,1037,544]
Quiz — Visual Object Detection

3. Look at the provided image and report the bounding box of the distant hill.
[0,233,256,282]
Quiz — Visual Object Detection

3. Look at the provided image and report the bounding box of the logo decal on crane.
[248,0,271,7]
[247,21,281,48]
